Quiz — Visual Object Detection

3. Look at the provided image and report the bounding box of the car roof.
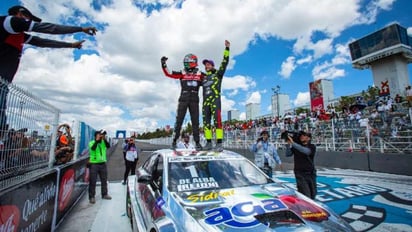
[153,149,245,162]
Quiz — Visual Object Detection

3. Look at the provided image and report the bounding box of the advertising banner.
[309,80,324,112]
[54,158,89,225]
[0,170,58,232]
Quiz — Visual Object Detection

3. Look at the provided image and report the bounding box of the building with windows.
[227,109,240,121]
[245,103,260,120]
[271,93,290,117]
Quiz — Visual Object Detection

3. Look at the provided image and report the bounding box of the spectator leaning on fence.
[0,5,97,134]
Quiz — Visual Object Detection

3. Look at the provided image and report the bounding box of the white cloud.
[278,56,296,79]
[293,92,310,107]
[12,0,397,133]
[246,91,261,104]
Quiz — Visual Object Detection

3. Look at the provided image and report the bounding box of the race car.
[126,148,354,231]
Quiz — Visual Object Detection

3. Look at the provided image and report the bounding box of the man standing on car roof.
[161,54,203,150]
[202,40,230,151]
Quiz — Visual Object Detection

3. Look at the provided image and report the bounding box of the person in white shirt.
[177,134,195,149]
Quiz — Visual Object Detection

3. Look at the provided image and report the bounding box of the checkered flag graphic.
[340,204,386,232]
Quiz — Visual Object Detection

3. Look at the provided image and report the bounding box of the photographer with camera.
[250,130,283,178]
[285,130,317,199]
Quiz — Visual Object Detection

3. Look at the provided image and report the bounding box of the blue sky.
[2,0,411,135]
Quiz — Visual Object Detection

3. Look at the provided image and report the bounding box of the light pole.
[272,85,280,118]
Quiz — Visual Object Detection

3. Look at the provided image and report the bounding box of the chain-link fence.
[0,78,59,186]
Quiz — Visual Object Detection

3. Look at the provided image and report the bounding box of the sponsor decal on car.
[185,189,235,203]
[177,177,219,191]
[203,197,287,228]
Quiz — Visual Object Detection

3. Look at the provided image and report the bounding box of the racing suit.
[202,47,229,145]
[0,15,86,131]
[161,61,203,146]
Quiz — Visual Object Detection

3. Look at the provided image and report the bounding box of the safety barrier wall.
[0,78,119,231]
[149,136,412,176]
[220,147,412,176]
[0,135,118,232]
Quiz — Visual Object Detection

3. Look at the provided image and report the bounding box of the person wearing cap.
[0,5,97,133]
[285,131,317,199]
[202,40,230,151]
[249,130,283,178]
[88,129,111,204]
[160,54,204,150]
[177,133,195,149]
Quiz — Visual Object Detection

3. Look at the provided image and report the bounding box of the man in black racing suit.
[161,54,203,150]
[202,40,230,150]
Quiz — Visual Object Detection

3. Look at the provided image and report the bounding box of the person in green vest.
[88,129,112,204]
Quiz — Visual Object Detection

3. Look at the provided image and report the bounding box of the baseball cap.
[202,59,214,66]
[99,129,107,135]
[8,5,42,22]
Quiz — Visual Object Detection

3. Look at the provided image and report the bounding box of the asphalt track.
[56,142,412,232]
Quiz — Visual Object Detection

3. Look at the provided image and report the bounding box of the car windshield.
[167,158,271,192]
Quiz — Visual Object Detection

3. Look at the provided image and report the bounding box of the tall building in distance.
[271,93,291,117]
[227,109,240,121]
[245,103,260,120]
[309,79,334,112]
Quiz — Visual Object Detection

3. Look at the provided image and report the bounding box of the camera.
[280,131,300,143]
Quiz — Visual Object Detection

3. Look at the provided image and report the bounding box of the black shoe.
[122,181,127,185]
[195,143,202,150]
[89,197,96,204]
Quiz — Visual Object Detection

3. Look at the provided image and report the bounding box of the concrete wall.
[140,143,412,176]
[222,147,411,176]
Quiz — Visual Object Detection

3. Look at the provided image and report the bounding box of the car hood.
[172,183,353,231]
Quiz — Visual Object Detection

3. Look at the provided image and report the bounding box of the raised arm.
[27,35,85,49]
[32,22,96,35]
[216,40,230,77]
[161,56,183,79]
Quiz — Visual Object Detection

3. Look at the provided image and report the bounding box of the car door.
[136,153,165,229]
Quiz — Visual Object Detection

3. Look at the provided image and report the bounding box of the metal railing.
[150,114,412,154]
[0,78,60,185]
